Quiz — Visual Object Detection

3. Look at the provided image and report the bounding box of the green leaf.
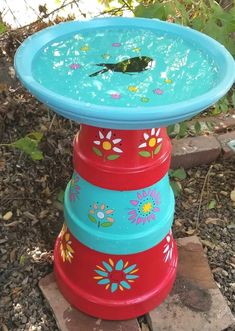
[154,144,162,155]
[167,124,175,138]
[178,122,188,138]
[170,180,182,197]
[101,222,113,227]
[208,199,217,210]
[232,91,235,108]
[19,255,26,265]
[57,189,65,203]
[30,150,44,160]
[194,121,201,134]
[172,168,187,180]
[27,131,43,141]
[139,150,151,157]
[11,134,44,161]
[0,22,7,34]
[107,154,120,160]
[88,214,97,223]
[92,147,103,157]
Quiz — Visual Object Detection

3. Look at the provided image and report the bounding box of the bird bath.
[15,17,235,320]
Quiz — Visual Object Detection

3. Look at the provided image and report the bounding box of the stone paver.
[148,236,235,331]
[39,273,140,331]
[171,135,221,169]
[216,131,235,158]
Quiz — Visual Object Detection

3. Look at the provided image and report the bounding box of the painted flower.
[132,47,141,52]
[110,92,121,99]
[112,42,121,47]
[140,97,149,103]
[94,258,139,292]
[93,130,123,161]
[59,224,74,263]
[153,88,164,95]
[128,189,160,225]
[138,128,163,158]
[88,203,115,228]
[102,53,111,60]
[69,63,80,70]
[163,231,174,262]
[80,44,90,52]
[69,173,80,202]
[128,85,138,93]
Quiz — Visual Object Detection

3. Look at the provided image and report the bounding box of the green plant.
[0,21,7,34]
[100,0,235,56]
[169,168,187,197]
[0,132,44,160]
[167,120,213,139]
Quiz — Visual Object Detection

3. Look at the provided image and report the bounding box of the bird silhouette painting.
[89,56,155,77]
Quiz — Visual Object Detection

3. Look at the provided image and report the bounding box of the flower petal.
[138,142,147,148]
[128,215,136,220]
[128,210,137,215]
[153,207,160,212]
[126,274,139,279]
[106,209,114,214]
[124,264,136,274]
[156,128,161,136]
[95,270,108,277]
[130,200,139,206]
[107,217,114,222]
[113,138,121,144]
[102,261,112,272]
[94,140,100,145]
[137,217,143,224]
[111,283,118,292]
[98,278,110,285]
[143,133,149,140]
[163,245,169,253]
[120,281,131,289]
[113,147,123,153]
[137,193,142,200]
[115,259,124,270]
[151,128,155,135]
[157,138,163,143]
[106,131,112,139]
[99,131,104,139]
[101,203,105,210]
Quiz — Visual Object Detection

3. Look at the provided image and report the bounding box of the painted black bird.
[89,56,155,77]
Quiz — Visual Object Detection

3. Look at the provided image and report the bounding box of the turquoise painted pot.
[65,171,174,254]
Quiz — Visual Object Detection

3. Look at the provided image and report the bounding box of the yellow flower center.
[142,202,153,213]
[148,137,156,147]
[102,141,112,150]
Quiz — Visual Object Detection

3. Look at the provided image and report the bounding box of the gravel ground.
[0,26,234,331]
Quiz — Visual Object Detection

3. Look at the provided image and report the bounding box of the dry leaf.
[230,190,235,202]
[201,239,215,249]
[205,218,220,225]
[1,323,9,331]
[0,158,6,171]
[3,211,13,221]
[185,228,196,235]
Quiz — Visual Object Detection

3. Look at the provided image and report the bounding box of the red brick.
[216,131,235,159]
[39,273,140,331]
[171,135,221,169]
[148,236,235,331]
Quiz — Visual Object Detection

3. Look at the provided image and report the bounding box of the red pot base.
[54,227,178,320]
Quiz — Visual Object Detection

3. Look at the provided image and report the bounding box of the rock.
[148,236,235,331]
[39,273,141,331]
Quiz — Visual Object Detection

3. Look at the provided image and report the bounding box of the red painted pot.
[74,125,171,190]
[54,224,177,320]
